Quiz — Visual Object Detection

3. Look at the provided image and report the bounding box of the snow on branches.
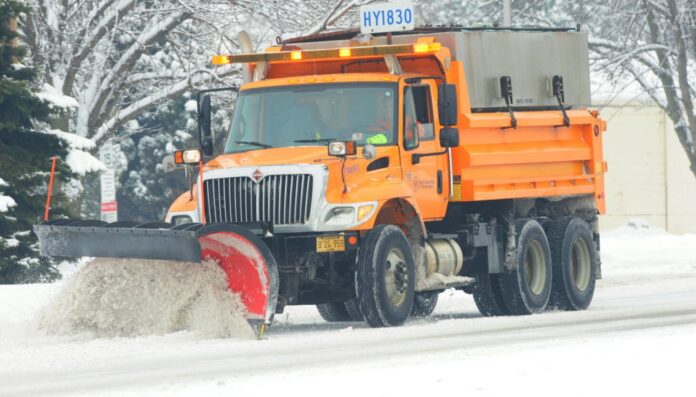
[20,0,370,146]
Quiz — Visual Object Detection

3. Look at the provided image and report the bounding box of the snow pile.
[602,219,696,276]
[37,259,254,339]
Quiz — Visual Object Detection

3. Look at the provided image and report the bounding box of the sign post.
[99,140,118,223]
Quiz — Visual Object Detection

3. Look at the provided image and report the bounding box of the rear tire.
[356,225,415,327]
[499,219,552,315]
[316,303,352,322]
[410,291,439,317]
[472,249,509,316]
[547,217,597,311]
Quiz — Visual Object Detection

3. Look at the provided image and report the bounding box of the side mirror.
[438,84,458,126]
[198,95,213,156]
[439,127,459,148]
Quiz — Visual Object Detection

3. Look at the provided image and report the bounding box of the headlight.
[328,141,357,157]
[172,215,193,225]
[324,207,355,226]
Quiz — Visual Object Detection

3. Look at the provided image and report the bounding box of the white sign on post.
[359,1,415,34]
[100,169,118,223]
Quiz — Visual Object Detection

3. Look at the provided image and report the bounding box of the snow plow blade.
[34,220,279,325]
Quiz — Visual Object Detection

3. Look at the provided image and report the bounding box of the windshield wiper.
[235,140,273,148]
[294,138,336,143]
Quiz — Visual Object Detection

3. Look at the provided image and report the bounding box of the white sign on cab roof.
[359,1,415,34]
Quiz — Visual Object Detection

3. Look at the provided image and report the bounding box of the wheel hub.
[524,240,547,296]
[385,248,408,306]
[571,238,591,291]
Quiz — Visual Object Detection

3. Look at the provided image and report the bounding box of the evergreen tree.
[116,95,196,222]
[0,0,75,283]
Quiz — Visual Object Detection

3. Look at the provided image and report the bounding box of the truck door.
[399,82,449,220]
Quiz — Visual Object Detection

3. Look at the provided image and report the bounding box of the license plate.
[316,236,345,253]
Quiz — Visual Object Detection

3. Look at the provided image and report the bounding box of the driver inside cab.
[354,89,395,145]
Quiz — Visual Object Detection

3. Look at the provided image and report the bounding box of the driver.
[363,91,394,145]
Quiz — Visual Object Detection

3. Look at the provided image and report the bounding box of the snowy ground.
[2,222,696,397]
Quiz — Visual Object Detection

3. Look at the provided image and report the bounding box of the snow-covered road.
[2,223,696,397]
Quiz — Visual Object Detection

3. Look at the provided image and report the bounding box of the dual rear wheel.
[473,217,597,316]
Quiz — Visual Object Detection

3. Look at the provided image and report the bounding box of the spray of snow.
[37,258,254,339]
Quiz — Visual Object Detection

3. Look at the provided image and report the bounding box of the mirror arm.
[196,86,239,110]
[412,149,448,164]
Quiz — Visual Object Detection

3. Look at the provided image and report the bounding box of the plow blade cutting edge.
[34,221,279,325]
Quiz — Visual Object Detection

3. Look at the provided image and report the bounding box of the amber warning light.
[211,42,442,65]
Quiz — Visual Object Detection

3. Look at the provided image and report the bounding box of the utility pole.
[502,0,511,27]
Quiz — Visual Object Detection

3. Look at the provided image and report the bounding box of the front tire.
[499,219,552,315]
[316,303,351,322]
[356,225,415,327]
[547,217,597,311]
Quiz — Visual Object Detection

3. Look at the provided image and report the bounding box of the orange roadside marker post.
[43,156,58,222]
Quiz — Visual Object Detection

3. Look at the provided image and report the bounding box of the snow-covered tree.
[20,0,368,145]
[0,0,78,283]
[588,0,696,178]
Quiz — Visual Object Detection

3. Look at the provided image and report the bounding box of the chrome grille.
[204,174,313,225]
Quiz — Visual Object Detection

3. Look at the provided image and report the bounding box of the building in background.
[599,100,696,234]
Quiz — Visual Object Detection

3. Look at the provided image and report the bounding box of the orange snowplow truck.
[36,26,606,331]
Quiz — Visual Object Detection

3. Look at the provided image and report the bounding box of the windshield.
[224,83,397,153]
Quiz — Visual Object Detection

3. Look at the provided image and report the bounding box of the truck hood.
[205,147,330,169]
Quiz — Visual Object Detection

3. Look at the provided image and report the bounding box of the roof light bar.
[211,42,442,65]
